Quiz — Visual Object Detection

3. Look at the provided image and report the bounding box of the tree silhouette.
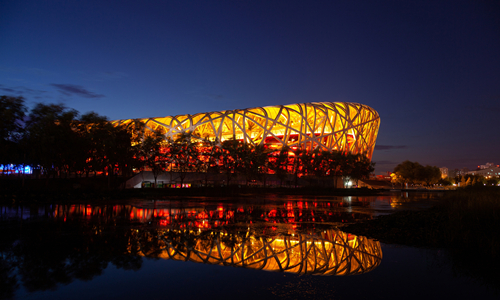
[137,127,167,187]
[0,96,27,179]
[393,161,441,188]
[170,132,198,186]
[269,146,290,187]
[219,138,241,186]
[23,103,79,180]
[197,137,223,187]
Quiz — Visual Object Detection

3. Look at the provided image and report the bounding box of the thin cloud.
[50,84,105,99]
[0,87,16,93]
[0,84,48,96]
[375,145,408,150]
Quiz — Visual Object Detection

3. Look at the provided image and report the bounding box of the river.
[0,192,498,299]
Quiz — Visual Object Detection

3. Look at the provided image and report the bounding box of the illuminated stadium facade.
[112,102,380,159]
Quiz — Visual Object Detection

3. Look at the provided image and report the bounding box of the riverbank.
[343,186,500,287]
[0,184,384,204]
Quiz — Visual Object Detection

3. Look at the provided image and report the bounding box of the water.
[1,192,498,299]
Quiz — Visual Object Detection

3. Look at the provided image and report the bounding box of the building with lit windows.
[439,167,448,178]
[468,165,500,178]
[113,102,380,159]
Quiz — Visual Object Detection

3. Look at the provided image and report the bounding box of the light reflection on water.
[3,192,497,300]
[0,191,444,222]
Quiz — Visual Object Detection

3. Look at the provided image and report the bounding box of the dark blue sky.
[1,0,499,173]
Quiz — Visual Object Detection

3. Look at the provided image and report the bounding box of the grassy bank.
[344,187,500,251]
[343,186,500,286]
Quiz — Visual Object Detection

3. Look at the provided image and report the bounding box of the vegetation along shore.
[343,186,500,287]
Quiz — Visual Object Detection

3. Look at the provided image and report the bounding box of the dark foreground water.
[1,192,498,300]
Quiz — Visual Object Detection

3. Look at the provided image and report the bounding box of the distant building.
[370,171,391,181]
[439,167,448,178]
[460,168,469,175]
[468,166,500,178]
[448,169,459,178]
[478,162,494,170]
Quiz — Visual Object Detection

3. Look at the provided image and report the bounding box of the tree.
[78,113,141,187]
[485,176,499,186]
[473,175,485,186]
[290,148,307,187]
[0,96,26,142]
[269,146,290,187]
[122,119,148,177]
[419,165,441,186]
[306,149,332,186]
[170,132,198,186]
[349,153,375,187]
[244,144,270,186]
[233,141,253,185]
[196,137,223,187]
[23,103,80,180]
[437,177,453,186]
[137,128,167,187]
[325,151,344,188]
[393,161,442,188]
[78,112,110,177]
[340,152,356,187]
[460,176,466,187]
[310,148,327,178]
[297,149,314,177]
[0,96,27,174]
[390,172,404,187]
[219,138,242,186]
[393,160,420,187]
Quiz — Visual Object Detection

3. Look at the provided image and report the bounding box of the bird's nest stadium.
[112,102,380,159]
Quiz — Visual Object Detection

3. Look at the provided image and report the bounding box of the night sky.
[1,0,499,173]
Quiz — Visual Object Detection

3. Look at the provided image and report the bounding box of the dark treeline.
[391,160,442,187]
[392,160,499,188]
[449,173,499,187]
[0,96,374,188]
[1,96,144,187]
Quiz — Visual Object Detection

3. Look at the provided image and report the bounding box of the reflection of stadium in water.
[49,201,382,276]
[130,227,382,276]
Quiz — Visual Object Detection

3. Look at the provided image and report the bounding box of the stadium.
[112,101,380,159]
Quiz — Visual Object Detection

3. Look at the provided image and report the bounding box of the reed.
[343,187,500,287]
[440,187,500,256]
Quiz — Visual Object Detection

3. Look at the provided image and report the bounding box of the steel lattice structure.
[132,229,382,276]
[113,102,380,159]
